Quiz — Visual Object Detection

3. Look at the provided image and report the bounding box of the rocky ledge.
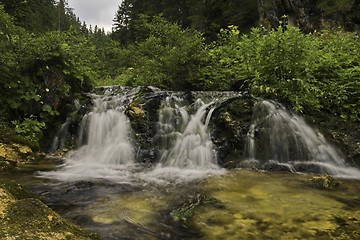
[0,178,102,240]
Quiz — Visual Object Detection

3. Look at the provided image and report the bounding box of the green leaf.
[42,104,52,113]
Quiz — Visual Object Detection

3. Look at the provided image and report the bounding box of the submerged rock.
[170,193,222,222]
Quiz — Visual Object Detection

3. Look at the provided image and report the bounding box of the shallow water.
[194,171,360,239]
[2,163,360,239]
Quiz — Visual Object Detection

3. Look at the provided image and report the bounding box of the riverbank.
[0,176,102,240]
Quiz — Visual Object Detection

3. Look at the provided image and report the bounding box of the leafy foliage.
[0,4,101,146]
[1,0,360,151]
[114,15,206,90]
[11,116,46,143]
[200,22,360,121]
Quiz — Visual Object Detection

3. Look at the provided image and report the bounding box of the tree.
[1,0,58,32]
[115,15,206,90]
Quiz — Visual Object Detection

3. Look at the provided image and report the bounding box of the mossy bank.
[0,178,102,240]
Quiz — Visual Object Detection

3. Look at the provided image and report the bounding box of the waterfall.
[40,86,136,182]
[141,93,226,183]
[159,97,217,169]
[42,88,359,182]
[243,99,360,178]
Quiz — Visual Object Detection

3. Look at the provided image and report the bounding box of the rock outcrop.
[258,0,360,32]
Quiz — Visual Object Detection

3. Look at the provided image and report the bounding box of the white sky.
[67,0,121,33]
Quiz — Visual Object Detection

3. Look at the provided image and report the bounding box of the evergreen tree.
[112,0,259,44]
[1,0,58,32]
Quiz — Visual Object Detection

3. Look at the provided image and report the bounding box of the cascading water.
[27,89,360,239]
[243,99,360,178]
[159,97,217,169]
[42,88,359,183]
[40,86,136,182]
[142,93,226,183]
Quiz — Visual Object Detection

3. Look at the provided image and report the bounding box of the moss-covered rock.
[170,193,221,223]
[210,95,255,168]
[125,87,164,163]
[0,142,42,170]
[0,177,102,240]
[126,100,148,133]
[305,111,360,167]
[307,175,340,190]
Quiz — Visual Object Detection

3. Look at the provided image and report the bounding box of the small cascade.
[160,98,217,169]
[50,116,72,153]
[243,99,360,178]
[40,86,137,182]
[50,100,81,152]
[141,93,229,184]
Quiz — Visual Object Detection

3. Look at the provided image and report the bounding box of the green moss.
[0,178,102,240]
[126,100,149,134]
[307,175,340,190]
[317,0,355,13]
[1,199,102,240]
[0,178,37,199]
[170,193,221,222]
[134,86,153,99]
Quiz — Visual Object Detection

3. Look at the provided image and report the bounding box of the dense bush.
[199,22,360,121]
[2,1,360,149]
[0,5,100,144]
[113,15,207,90]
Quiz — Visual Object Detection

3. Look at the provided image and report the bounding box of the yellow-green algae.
[0,142,44,170]
[58,170,360,239]
[90,188,170,226]
[0,178,102,240]
[192,170,360,240]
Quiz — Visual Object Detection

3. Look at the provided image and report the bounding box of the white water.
[40,87,136,182]
[41,89,227,184]
[244,100,360,179]
[41,89,359,183]
[141,95,225,184]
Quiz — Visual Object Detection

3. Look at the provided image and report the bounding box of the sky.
[67,0,121,33]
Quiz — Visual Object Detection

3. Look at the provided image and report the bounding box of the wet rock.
[0,178,101,239]
[0,142,40,170]
[293,162,324,174]
[307,175,340,190]
[304,111,360,167]
[210,95,255,167]
[170,193,222,223]
[258,0,360,32]
[126,87,165,163]
[262,161,293,172]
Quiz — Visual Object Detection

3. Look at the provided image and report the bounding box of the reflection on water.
[2,164,360,240]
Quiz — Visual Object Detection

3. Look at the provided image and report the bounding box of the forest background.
[0,0,359,150]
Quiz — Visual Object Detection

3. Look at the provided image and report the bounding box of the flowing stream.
[4,86,360,239]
